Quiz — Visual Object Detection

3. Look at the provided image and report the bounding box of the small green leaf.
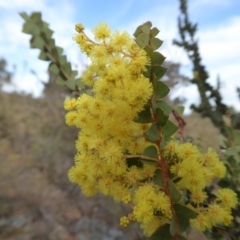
[170,216,177,236]
[22,22,35,34]
[56,46,63,56]
[75,78,84,88]
[152,65,167,80]
[38,51,50,61]
[144,45,154,59]
[150,38,163,50]
[150,27,160,38]
[85,89,93,95]
[56,76,66,86]
[43,28,54,39]
[146,123,159,143]
[173,203,197,233]
[58,55,67,64]
[70,70,78,79]
[65,79,76,90]
[134,104,152,123]
[154,81,170,99]
[135,32,149,48]
[156,107,168,126]
[51,48,60,58]
[168,180,182,202]
[152,52,166,65]
[62,62,72,75]
[32,26,41,36]
[162,120,178,139]
[46,52,55,62]
[71,91,80,97]
[157,100,172,115]
[30,12,42,23]
[141,25,150,34]
[232,129,240,145]
[144,21,152,28]
[47,38,56,49]
[49,63,59,75]
[151,94,157,112]
[151,224,171,240]
[143,145,158,159]
[153,169,163,186]
[19,12,29,20]
[175,106,185,115]
[226,146,240,159]
[143,65,151,78]
[133,25,142,37]
[30,36,45,49]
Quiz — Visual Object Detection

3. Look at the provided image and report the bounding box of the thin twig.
[172,109,186,141]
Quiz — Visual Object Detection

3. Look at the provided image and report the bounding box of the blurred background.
[0,0,240,239]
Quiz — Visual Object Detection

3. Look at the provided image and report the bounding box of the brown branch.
[172,109,186,141]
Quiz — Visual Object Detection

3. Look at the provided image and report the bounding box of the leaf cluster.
[20,12,86,95]
[133,22,178,145]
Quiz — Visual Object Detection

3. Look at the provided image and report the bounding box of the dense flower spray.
[64,22,238,238]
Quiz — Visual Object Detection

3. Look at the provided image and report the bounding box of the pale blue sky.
[0,0,240,111]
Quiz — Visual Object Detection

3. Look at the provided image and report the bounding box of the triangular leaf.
[168,180,182,202]
[19,12,29,20]
[162,120,178,139]
[153,169,163,186]
[173,203,197,233]
[144,45,154,59]
[154,81,170,99]
[75,78,84,88]
[65,79,76,90]
[156,107,168,126]
[30,36,45,49]
[134,104,152,123]
[143,145,158,159]
[49,63,59,75]
[170,216,177,236]
[150,27,160,38]
[152,52,166,65]
[56,76,66,86]
[30,12,42,23]
[133,25,142,37]
[141,25,150,34]
[146,123,159,143]
[152,65,167,80]
[22,22,35,34]
[58,55,67,64]
[157,100,172,115]
[62,62,72,75]
[143,65,151,78]
[135,32,149,48]
[150,38,163,50]
[38,51,50,61]
[144,21,152,28]
[175,106,185,115]
[151,224,171,240]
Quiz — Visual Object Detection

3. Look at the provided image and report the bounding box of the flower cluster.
[64,22,238,237]
[164,140,237,232]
